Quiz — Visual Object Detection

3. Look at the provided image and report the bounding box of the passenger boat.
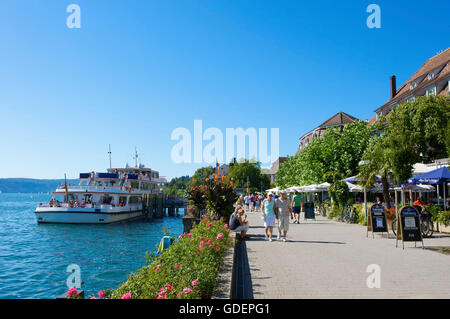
[35,164,167,224]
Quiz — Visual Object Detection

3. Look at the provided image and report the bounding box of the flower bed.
[105,214,233,299]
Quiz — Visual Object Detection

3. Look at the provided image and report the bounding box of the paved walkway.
[244,210,450,298]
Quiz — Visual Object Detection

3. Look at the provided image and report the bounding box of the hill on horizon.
[0,178,78,193]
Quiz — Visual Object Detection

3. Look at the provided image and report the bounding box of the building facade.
[265,157,287,183]
[371,48,450,124]
[297,112,359,153]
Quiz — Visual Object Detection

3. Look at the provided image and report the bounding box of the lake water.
[0,193,184,299]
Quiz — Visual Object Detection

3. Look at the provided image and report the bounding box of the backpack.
[229,213,241,230]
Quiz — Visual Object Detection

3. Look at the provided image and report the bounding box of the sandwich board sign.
[366,204,387,238]
[304,202,315,220]
[395,206,424,249]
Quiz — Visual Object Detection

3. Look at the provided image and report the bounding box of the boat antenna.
[133,147,138,168]
[108,144,112,169]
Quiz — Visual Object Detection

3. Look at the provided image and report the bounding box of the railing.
[38,202,143,210]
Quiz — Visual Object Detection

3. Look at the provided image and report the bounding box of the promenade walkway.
[243,211,450,298]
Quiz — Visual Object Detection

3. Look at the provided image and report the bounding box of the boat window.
[119,196,127,205]
[54,194,65,202]
[100,196,113,204]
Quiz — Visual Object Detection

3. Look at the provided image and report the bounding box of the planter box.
[182,216,201,234]
[437,223,450,233]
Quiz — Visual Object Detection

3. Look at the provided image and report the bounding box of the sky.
[0,0,449,180]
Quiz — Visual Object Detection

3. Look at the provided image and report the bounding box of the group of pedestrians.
[241,193,264,212]
[231,190,303,242]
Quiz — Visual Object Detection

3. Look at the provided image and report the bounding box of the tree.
[162,175,191,196]
[357,135,392,209]
[276,121,373,188]
[358,96,450,207]
[385,95,450,183]
[188,166,215,188]
[227,159,270,193]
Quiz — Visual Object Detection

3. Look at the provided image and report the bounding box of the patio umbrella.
[407,166,450,209]
[265,186,280,193]
[342,175,381,183]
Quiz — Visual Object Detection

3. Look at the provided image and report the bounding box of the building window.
[409,82,417,90]
[428,72,435,80]
[426,85,436,96]
[406,95,415,103]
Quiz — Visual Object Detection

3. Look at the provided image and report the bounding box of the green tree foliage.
[357,135,392,208]
[358,96,449,206]
[162,176,191,196]
[385,95,450,183]
[227,159,270,193]
[276,121,373,188]
[188,166,215,188]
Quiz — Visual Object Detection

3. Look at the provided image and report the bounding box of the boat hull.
[34,207,144,224]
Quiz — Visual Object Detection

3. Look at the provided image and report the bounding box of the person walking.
[261,192,277,241]
[244,193,250,211]
[276,191,292,242]
[291,190,302,224]
[249,193,255,212]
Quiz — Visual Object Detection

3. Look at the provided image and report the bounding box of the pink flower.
[121,292,132,299]
[98,290,105,298]
[183,288,192,294]
[177,292,183,297]
[208,222,212,226]
[192,280,198,286]
[216,246,220,252]
[224,224,229,229]
[67,288,78,296]
[199,241,204,249]
[216,233,224,240]
[175,264,180,268]
[165,284,174,291]
[187,233,192,238]
[90,296,98,299]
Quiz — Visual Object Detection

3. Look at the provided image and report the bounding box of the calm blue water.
[0,193,184,299]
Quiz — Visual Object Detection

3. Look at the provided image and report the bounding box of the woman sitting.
[229,206,250,240]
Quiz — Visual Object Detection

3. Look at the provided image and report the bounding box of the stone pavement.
[243,210,450,298]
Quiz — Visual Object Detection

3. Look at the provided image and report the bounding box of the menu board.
[304,202,315,219]
[370,204,387,233]
[400,206,422,242]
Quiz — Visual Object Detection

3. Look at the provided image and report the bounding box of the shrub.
[353,204,367,226]
[425,205,443,222]
[437,210,450,227]
[109,214,233,299]
[204,174,238,220]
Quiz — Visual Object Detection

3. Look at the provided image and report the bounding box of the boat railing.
[57,184,134,192]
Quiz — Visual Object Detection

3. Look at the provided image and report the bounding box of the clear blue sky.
[0,0,448,180]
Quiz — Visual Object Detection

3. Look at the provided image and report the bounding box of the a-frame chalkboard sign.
[395,206,424,249]
[366,204,388,238]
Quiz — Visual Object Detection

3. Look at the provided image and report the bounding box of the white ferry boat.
[35,165,167,224]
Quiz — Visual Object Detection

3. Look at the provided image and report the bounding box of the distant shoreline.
[0,178,78,194]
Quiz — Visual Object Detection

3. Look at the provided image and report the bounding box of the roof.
[269,157,288,175]
[376,48,450,112]
[317,112,358,128]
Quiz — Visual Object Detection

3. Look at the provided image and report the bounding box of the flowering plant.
[187,185,207,214]
[204,174,238,220]
[109,214,232,299]
[385,207,396,220]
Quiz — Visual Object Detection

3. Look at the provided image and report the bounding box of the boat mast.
[108,144,112,169]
